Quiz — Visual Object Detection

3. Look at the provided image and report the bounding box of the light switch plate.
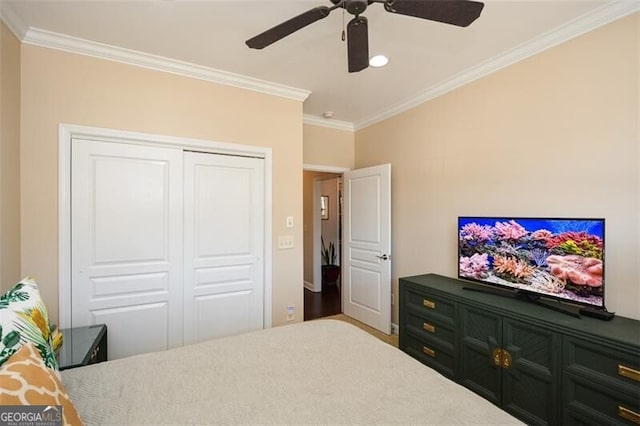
[286,216,294,228]
[278,235,294,249]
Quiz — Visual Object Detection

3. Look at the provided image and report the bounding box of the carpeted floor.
[321,314,399,348]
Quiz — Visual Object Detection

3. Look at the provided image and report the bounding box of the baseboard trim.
[304,281,320,292]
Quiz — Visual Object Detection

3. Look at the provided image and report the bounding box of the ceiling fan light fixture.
[246,0,484,72]
[369,55,389,68]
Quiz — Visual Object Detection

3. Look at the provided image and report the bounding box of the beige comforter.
[62,320,521,425]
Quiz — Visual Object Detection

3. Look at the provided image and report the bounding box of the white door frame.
[59,123,273,329]
[303,164,349,294]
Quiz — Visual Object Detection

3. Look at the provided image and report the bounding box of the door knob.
[377,254,389,260]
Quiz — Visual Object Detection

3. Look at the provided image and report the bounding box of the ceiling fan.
[246,0,485,73]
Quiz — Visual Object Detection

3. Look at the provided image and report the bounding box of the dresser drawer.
[564,336,640,390]
[405,288,456,325]
[403,330,456,379]
[564,371,640,425]
[405,307,455,347]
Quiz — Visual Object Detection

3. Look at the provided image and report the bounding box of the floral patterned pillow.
[0,278,59,370]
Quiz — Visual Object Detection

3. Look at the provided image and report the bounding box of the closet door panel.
[183,152,264,344]
[71,139,184,360]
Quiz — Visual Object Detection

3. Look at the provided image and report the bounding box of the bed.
[60,320,521,425]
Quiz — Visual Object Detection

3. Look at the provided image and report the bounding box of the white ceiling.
[2,1,637,129]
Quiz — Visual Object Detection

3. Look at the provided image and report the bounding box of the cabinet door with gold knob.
[460,306,502,406]
[502,318,560,425]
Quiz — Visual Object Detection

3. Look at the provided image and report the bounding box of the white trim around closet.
[58,123,273,330]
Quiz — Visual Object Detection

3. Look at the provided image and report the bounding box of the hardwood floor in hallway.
[304,284,341,321]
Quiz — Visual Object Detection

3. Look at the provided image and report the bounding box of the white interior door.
[71,139,184,360]
[342,164,391,334]
[183,152,264,344]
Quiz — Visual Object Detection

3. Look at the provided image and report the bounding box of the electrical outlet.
[391,323,399,335]
[278,235,294,249]
[287,305,295,321]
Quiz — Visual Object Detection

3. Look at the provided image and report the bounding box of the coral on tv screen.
[458,217,605,309]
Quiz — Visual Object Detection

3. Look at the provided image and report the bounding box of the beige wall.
[356,14,640,321]
[303,123,354,168]
[20,45,304,325]
[0,22,21,291]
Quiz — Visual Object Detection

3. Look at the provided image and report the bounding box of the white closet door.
[71,139,184,360]
[183,152,264,344]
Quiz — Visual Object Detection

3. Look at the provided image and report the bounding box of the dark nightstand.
[58,324,107,370]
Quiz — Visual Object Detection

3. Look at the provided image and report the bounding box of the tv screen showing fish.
[458,217,605,309]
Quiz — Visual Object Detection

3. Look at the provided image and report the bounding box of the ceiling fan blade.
[384,0,484,27]
[347,16,369,73]
[246,6,331,49]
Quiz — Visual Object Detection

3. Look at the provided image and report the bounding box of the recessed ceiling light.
[369,55,389,68]
[322,111,335,119]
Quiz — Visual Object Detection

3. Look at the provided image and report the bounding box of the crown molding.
[18,26,310,102]
[354,0,640,130]
[4,0,636,128]
[0,2,28,40]
[303,114,355,132]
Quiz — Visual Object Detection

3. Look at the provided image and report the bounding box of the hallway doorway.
[302,163,392,333]
[303,169,344,320]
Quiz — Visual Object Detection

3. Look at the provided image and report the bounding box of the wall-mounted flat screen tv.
[458,217,605,309]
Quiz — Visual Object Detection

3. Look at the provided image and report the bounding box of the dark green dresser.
[399,274,640,426]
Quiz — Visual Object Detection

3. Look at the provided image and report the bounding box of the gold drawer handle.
[618,364,640,383]
[423,346,435,357]
[423,299,435,309]
[619,405,640,424]
[423,322,435,333]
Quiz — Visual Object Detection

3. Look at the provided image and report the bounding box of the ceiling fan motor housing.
[345,0,368,15]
